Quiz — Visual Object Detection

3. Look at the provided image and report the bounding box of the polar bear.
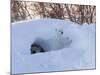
[53,25,72,50]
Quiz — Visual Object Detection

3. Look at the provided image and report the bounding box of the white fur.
[53,26,64,50]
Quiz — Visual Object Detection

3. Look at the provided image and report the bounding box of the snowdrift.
[11,19,96,74]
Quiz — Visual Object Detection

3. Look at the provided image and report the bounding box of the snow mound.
[12,19,96,74]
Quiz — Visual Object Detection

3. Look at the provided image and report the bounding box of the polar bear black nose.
[61,31,63,34]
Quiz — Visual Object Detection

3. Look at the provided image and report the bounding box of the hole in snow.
[30,43,45,54]
[30,37,72,54]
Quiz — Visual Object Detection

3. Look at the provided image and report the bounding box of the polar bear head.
[55,26,63,36]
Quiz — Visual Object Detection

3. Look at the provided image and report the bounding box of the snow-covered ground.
[11,19,96,74]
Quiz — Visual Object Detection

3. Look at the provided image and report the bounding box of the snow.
[11,19,96,74]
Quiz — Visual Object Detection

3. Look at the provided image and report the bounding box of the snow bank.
[11,19,96,74]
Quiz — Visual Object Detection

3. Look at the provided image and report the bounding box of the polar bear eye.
[59,30,63,34]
